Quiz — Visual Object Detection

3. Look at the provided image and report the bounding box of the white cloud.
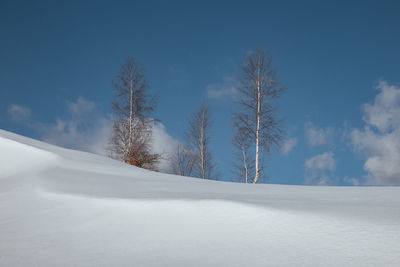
[150,122,181,172]
[305,122,333,147]
[7,97,180,173]
[7,104,31,122]
[7,99,107,155]
[67,96,95,116]
[43,117,112,155]
[280,137,297,155]
[207,85,237,99]
[343,177,360,186]
[304,152,336,185]
[362,81,400,133]
[305,152,335,172]
[41,97,112,155]
[350,81,400,185]
[206,76,238,99]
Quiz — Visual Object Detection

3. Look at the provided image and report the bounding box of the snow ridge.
[0,130,399,267]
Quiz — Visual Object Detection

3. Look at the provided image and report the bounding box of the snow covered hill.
[0,129,399,266]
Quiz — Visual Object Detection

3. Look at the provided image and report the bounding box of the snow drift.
[0,129,399,266]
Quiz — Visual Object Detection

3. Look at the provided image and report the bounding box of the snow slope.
[0,129,399,267]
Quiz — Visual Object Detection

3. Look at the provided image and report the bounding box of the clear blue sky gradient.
[1,0,399,184]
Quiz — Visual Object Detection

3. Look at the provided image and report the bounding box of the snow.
[0,129,399,266]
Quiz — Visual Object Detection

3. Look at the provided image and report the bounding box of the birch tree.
[233,48,285,183]
[186,103,217,179]
[108,57,160,170]
[232,128,254,183]
[170,144,195,176]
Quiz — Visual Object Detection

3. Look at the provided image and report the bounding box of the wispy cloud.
[8,97,180,172]
[343,177,360,186]
[67,96,95,116]
[350,81,400,185]
[206,85,238,99]
[151,122,181,172]
[304,152,336,185]
[305,122,333,147]
[362,81,400,133]
[206,76,238,100]
[40,97,112,155]
[42,116,112,155]
[7,104,31,122]
[280,137,298,155]
[7,97,112,155]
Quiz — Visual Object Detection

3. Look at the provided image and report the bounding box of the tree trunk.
[200,110,205,179]
[234,48,285,184]
[254,58,261,184]
[129,76,133,151]
[254,96,260,183]
[242,145,248,183]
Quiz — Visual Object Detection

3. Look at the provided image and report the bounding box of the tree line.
[108,48,285,183]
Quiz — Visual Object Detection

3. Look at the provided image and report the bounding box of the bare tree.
[233,48,285,183]
[232,128,254,183]
[170,144,195,176]
[108,57,160,170]
[185,102,217,179]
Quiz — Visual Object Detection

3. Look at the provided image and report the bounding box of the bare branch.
[232,48,286,183]
[185,102,218,179]
[108,57,160,170]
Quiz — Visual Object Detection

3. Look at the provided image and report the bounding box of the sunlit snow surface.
[0,129,399,266]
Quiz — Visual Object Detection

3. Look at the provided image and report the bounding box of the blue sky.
[1,0,400,185]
